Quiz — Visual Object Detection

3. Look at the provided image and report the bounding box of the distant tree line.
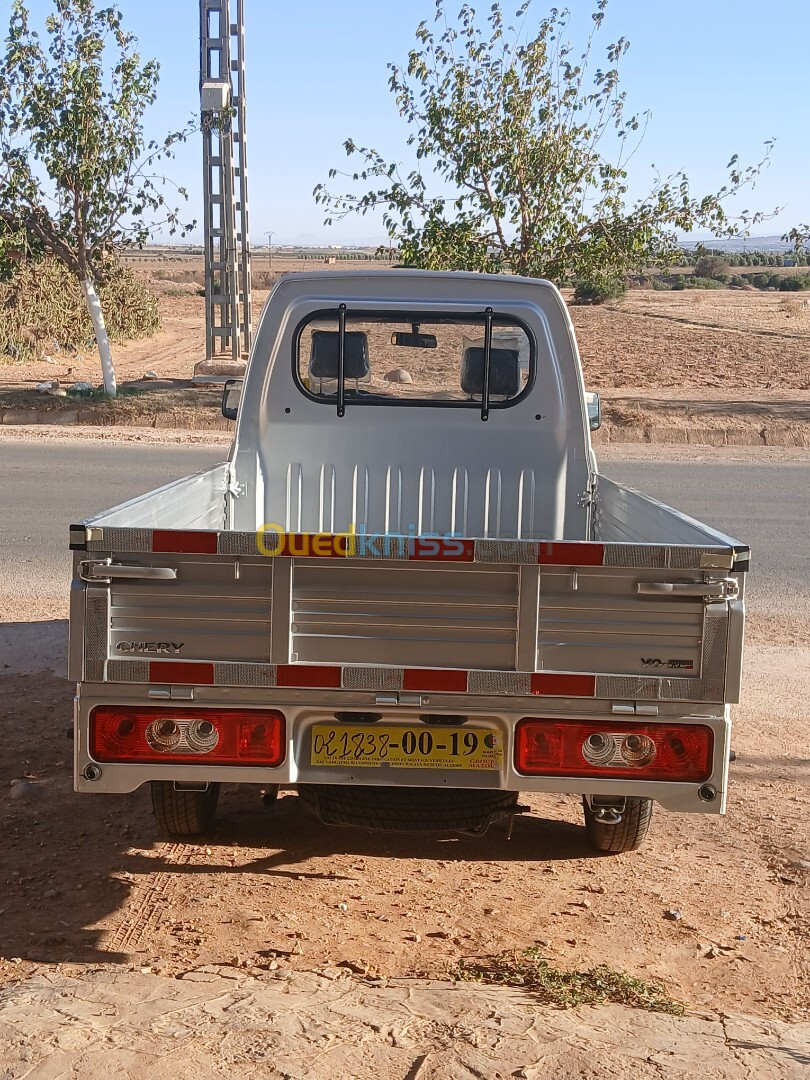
[677,247,808,267]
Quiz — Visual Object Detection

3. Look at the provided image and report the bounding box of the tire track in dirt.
[608,306,809,343]
[104,842,196,954]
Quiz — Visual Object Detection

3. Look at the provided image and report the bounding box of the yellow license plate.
[310,724,503,770]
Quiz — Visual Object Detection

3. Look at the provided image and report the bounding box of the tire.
[582,796,653,853]
[151,782,220,837]
[298,784,519,834]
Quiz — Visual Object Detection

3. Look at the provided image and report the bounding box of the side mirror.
[585,391,601,431]
[221,379,242,421]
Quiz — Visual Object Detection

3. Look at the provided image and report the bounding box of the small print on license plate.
[310,724,503,770]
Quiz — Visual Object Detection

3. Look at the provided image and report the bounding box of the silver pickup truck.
[70,271,748,853]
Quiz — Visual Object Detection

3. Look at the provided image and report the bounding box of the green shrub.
[0,257,160,363]
[751,273,770,289]
[694,254,730,281]
[778,275,810,291]
[651,278,672,290]
[573,276,627,304]
[768,274,782,289]
[729,275,746,288]
[678,275,726,290]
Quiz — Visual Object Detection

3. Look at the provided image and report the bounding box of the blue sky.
[12,0,810,244]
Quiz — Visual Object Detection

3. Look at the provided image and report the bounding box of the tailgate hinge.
[375,693,426,707]
[611,703,660,716]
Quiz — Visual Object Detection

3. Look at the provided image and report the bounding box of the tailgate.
[70,525,746,706]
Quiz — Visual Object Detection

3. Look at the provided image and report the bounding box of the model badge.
[116,642,185,655]
[641,657,694,670]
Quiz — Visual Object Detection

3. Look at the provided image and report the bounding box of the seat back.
[460,347,520,398]
[309,331,370,380]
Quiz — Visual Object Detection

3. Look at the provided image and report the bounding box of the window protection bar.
[481,307,493,422]
[337,303,346,418]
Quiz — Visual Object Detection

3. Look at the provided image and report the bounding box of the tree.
[694,254,730,281]
[315,0,775,285]
[0,0,193,394]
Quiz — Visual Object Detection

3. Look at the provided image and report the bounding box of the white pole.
[81,278,117,397]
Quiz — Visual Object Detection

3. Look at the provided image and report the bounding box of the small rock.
[48,387,68,397]
[704,946,719,959]
[143,370,159,380]
[573,898,591,909]
[36,381,55,393]
[9,779,44,802]
[385,368,413,384]
[779,875,799,885]
[663,908,683,921]
[43,890,57,900]
[337,902,348,912]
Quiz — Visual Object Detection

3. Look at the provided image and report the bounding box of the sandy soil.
[2,968,808,1078]
[0,642,806,1023]
[571,290,810,392]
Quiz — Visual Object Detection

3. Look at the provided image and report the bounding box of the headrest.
[309,331,370,380]
[460,347,521,398]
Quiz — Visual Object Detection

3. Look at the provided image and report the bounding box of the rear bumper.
[73,682,732,814]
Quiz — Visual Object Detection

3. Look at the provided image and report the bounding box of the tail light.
[90,707,286,767]
[515,718,713,782]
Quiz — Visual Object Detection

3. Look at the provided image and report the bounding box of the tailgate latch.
[636,576,739,602]
[78,558,178,583]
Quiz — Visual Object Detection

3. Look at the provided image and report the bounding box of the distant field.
[3,262,808,394]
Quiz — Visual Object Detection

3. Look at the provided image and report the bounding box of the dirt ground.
[1,641,807,1023]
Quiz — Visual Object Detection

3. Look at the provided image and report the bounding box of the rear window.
[294,311,533,408]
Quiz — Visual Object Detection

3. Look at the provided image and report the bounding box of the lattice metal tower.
[200,0,252,361]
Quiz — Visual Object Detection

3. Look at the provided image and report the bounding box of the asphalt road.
[0,442,807,668]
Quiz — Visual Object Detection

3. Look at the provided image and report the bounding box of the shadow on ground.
[0,664,596,971]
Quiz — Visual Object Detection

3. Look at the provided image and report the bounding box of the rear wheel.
[582,796,653,853]
[151,782,220,837]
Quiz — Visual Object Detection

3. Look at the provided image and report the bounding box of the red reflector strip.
[275,665,342,688]
[538,543,604,566]
[409,538,476,562]
[150,662,215,685]
[403,669,468,692]
[152,530,219,554]
[530,673,596,697]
